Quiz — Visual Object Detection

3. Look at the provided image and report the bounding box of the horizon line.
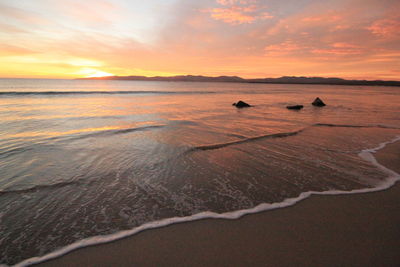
[1,74,400,83]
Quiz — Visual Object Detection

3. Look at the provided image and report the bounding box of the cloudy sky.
[0,0,399,79]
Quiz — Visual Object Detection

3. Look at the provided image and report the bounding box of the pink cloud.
[302,14,341,23]
[210,6,256,24]
[217,0,237,5]
[268,11,346,36]
[52,0,119,25]
[332,25,349,31]
[217,0,257,5]
[264,40,364,57]
[331,42,360,49]
[207,0,273,25]
[311,42,362,55]
[367,18,400,38]
[264,40,304,56]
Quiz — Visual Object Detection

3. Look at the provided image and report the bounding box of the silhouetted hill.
[80,75,400,86]
[247,76,400,86]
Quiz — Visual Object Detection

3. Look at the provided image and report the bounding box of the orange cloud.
[0,44,37,56]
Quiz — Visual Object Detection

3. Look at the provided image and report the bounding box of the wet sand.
[37,141,400,267]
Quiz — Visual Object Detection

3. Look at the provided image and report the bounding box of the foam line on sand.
[11,136,400,267]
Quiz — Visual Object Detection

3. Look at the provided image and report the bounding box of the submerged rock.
[312,97,326,107]
[286,105,304,110]
[233,100,251,108]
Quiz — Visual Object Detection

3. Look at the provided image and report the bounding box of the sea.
[0,78,399,266]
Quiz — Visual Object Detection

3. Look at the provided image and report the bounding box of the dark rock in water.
[312,97,326,106]
[233,100,251,108]
[286,105,304,110]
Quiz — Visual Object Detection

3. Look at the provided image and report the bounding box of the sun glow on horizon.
[0,0,399,80]
[77,68,115,78]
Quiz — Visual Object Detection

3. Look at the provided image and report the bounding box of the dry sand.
[37,141,400,267]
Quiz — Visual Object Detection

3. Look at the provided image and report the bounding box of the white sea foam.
[9,135,400,267]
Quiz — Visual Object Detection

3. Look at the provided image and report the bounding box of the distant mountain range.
[80,75,400,86]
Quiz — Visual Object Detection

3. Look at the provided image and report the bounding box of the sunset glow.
[0,0,399,80]
[77,68,114,78]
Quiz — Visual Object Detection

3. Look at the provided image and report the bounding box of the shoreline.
[25,139,400,266]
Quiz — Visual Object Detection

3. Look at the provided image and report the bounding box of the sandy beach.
[35,140,400,267]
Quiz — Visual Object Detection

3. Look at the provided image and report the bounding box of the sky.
[0,0,399,80]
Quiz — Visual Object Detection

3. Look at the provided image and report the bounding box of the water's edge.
[9,136,400,267]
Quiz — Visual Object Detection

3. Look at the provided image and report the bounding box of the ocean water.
[0,78,399,265]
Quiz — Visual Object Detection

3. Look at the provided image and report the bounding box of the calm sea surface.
[0,79,399,265]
